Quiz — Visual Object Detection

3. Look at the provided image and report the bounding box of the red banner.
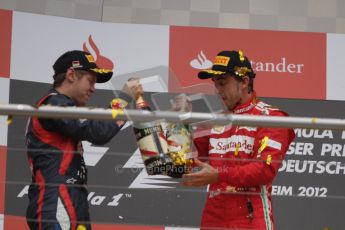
[4,215,27,230]
[0,9,12,78]
[170,26,326,99]
[93,224,164,230]
[4,215,165,230]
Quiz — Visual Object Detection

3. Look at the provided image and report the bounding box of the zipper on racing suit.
[246,197,254,222]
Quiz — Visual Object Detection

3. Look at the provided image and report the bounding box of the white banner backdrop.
[326,33,345,101]
[10,11,169,90]
[0,214,3,230]
[0,78,9,146]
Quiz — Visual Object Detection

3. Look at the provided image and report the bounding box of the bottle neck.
[136,95,150,110]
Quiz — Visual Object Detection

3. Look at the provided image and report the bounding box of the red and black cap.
[53,50,113,83]
[198,50,256,79]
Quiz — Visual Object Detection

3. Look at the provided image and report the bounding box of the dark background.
[5,79,345,229]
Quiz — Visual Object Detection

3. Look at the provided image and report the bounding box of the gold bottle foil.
[166,123,194,167]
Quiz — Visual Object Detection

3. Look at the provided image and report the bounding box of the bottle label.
[144,155,173,175]
[134,122,169,162]
[134,125,164,140]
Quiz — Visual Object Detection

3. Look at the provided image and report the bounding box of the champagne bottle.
[165,94,194,178]
[129,81,173,176]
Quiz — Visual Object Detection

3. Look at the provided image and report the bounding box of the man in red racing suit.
[182,50,295,230]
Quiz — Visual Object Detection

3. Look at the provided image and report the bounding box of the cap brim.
[198,69,226,79]
[90,68,113,83]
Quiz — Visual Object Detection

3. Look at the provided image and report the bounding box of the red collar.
[232,92,257,114]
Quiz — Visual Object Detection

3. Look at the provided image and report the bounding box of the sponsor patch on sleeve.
[267,138,282,150]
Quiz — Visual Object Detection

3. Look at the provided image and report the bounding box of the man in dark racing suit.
[25,50,129,230]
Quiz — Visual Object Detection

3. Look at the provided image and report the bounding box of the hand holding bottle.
[170,94,192,112]
[122,78,150,109]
